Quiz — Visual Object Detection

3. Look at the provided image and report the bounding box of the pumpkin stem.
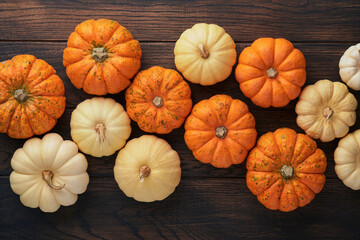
[13,89,28,102]
[215,126,228,139]
[139,165,151,183]
[92,47,108,63]
[152,96,163,108]
[42,170,65,190]
[95,122,107,144]
[280,165,294,179]
[199,44,210,59]
[323,107,333,120]
[266,67,278,79]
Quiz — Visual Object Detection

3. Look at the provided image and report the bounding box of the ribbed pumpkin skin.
[63,19,142,95]
[125,66,192,134]
[184,94,257,168]
[246,128,327,212]
[235,38,306,108]
[0,55,66,139]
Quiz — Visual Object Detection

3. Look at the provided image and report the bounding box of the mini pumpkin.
[246,128,327,212]
[339,43,360,90]
[295,80,357,142]
[174,23,237,85]
[10,133,89,212]
[334,130,360,190]
[125,66,192,134]
[184,94,257,168]
[0,54,66,139]
[235,38,306,108]
[63,19,142,95]
[114,135,181,202]
[70,97,131,157]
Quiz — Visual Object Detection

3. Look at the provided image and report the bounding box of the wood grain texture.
[1,177,360,240]
[0,0,359,42]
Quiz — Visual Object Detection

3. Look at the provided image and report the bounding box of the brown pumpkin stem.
[92,47,108,63]
[42,170,65,190]
[215,126,228,139]
[266,67,278,79]
[152,96,163,108]
[95,122,107,144]
[199,44,210,59]
[13,89,28,102]
[323,107,333,120]
[139,165,151,183]
[280,165,294,179]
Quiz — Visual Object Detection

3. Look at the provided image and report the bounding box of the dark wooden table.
[1,0,359,239]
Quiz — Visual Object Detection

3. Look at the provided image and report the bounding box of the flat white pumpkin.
[114,135,181,202]
[174,23,236,85]
[295,80,357,142]
[339,43,360,90]
[334,130,360,190]
[70,97,131,157]
[9,133,89,212]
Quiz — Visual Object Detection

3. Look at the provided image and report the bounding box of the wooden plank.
[0,0,359,42]
[0,41,359,178]
[0,176,359,239]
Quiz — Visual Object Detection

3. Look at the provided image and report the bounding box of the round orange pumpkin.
[63,19,142,95]
[246,128,327,212]
[0,55,66,139]
[184,94,257,168]
[125,66,192,134]
[235,38,306,108]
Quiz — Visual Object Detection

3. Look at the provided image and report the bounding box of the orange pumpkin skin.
[63,19,142,95]
[0,55,66,139]
[235,38,306,108]
[125,66,192,134]
[246,128,327,212]
[184,95,257,168]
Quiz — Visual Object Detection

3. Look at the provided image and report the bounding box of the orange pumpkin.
[184,95,257,168]
[235,38,306,108]
[0,55,66,139]
[63,19,142,95]
[125,66,192,134]
[246,128,327,212]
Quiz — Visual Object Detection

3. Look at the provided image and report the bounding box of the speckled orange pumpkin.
[184,94,257,168]
[63,19,142,95]
[125,66,192,134]
[0,55,66,139]
[246,128,327,212]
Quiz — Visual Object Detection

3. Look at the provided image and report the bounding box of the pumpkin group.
[0,55,66,139]
[63,19,142,95]
[235,38,306,108]
[125,66,192,134]
[10,133,89,212]
[174,23,237,85]
[246,128,327,212]
[184,94,257,168]
[295,80,357,142]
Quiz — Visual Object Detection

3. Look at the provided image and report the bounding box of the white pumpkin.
[334,130,360,190]
[9,133,89,212]
[174,23,236,85]
[70,97,131,157]
[339,43,360,90]
[114,135,181,202]
[295,80,357,142]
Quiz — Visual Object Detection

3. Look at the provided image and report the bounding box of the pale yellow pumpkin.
[9,133,89,212]
[174,23,236,85]
[70,97,131,157]
[114,135,181,202]
[295,80,357,142]
[339,43,360,90]
[334,130,360,190]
